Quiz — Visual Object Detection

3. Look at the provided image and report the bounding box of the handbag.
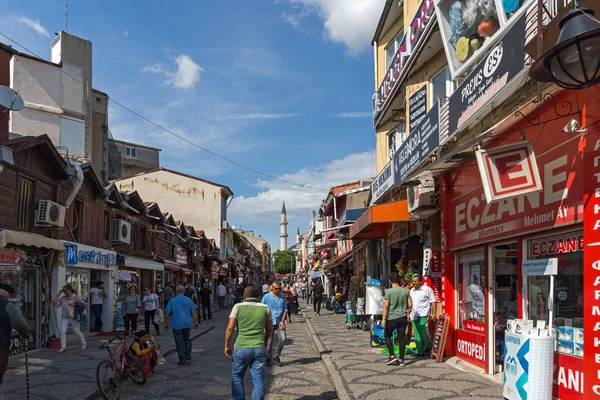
[156,308,164,323]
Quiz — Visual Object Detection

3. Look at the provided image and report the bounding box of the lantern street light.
[530,6,600,89]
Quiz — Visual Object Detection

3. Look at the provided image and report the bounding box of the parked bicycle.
[96,333,147,400]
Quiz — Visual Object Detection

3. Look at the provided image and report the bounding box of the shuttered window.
[16,178,33,230]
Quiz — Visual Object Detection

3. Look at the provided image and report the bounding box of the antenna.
[0,86,24,112]
[65,0,68,32]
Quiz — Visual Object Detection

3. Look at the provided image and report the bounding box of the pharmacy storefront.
[61,241,117,332]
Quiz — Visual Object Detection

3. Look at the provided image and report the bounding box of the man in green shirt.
[225,285,274,400]
[382,272,412,366]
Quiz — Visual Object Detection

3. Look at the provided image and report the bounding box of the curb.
[305,316,351,400]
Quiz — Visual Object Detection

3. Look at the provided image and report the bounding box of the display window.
[457,251,485,330]
[526,230,583,358]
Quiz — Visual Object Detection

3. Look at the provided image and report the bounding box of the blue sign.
[64,242,117,267]
[65,243,78,265]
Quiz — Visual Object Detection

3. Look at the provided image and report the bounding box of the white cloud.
[336,111,371,118]
[19,17,50,38]
[229,150,375,224]
[124,29,129,37]
[143,54,204,90]
[213,112,301,121]
[282,0,386,55]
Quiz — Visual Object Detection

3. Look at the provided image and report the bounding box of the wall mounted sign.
[456,329,486,369]
[176,247,188,265]
[373,0,435,124]
[371,161,394,203]
[64,242,117,267]
[475,140,543,203]
[522,258,558,276]
[393,102,440,185]
[408,86,428,132]
[447,13,527,138]
[530,233,583,256]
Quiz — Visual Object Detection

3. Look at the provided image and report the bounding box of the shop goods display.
[447,0,499,63]
[370,323,397,347]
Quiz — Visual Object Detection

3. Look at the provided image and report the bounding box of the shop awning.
[323,242,367,271]
[123,255,164,271]
[350,200,410,239]
[162,259,181,271]
[316,242,336,251]
[0,229,65,251]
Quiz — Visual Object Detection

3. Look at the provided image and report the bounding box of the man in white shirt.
[261,283,270,299]
[90,281,107,332]
[217,282,228,309]
[409,274,437,356]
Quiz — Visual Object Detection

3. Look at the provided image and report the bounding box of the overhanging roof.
[350,200,410,239]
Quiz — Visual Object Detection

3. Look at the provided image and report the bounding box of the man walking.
[312,279,324,316]
[164,285,198,365]
[261,282,287,367]
[217,281,227,309]
[199,283,212,320]
[261,282,269,299]
[225,286,273,400]
[382,272,412,366]
[162,281,175,309]
[90,281,107,332]
[0,283,30,386]
[409,274,437,356]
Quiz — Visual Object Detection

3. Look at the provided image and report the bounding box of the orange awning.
[350,200,410,239]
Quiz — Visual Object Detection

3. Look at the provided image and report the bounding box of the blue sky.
[1,0,386,249]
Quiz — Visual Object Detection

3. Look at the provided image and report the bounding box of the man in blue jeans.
[261,282,288,367]
[164,285,198,366]
[225,286,273,400]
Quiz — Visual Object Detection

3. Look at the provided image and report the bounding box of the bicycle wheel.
[96,360,121,400]
[125,352,147,385]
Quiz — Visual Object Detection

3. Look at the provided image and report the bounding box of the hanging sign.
[371,161,394,203]
[408,86,428,132]
[393,102,440,185]
[176,247,188,265]
[447,14,527,138]
[475,140,543,203]
[522,258,558,276]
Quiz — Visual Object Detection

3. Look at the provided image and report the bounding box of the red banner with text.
[455,329,486,370]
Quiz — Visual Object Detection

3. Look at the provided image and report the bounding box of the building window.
[126,147,137,158]
[430,67,454,108]
[16,178,33,230]
[385,32,405,68]
[387,125,405,161]
[59,117,85,157]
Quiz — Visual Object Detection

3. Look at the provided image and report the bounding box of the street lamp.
[530,6,600,89]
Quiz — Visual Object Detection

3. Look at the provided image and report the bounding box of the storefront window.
[527,231,583,358]
[0,266,22,309]
[458,251,485,329]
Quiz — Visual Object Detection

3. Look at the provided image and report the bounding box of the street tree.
[273,250,296,274]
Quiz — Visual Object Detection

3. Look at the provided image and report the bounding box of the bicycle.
[96,334,147,400]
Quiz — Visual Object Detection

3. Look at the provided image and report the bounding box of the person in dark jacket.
[312,279,325,316]
[0,283,30,386]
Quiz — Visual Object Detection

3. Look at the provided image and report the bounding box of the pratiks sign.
[393,102,440,185]
[371,161,394,203]
[64,243,117,267]
[447,14,527,137]
[373,0,435,123]
[475,141,543,204]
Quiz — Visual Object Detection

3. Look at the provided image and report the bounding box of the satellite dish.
[0,86,24,111]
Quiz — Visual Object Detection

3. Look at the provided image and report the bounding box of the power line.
[0,31,327,192]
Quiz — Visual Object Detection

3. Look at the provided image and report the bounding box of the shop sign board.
[211,261,220,273]
[522,258,558,277]
[531,233,583,256]
[455,329,486,369]
[447,14,527,139]
[393,102,440,186]
[371,161,394,204]
[449,136,583,249]
[373,0,435,124]
[475,141,543,204]
[176,247,188,265]
[553,353,584,399]
[464,320,485,334]
[408,86,427,132]
[64,242,117,267]
[583,131,600,397]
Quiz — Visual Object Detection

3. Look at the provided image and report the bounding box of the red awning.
[350,200,410,239]
[163,259,181,271]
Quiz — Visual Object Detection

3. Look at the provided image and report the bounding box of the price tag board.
[431,313,450,363]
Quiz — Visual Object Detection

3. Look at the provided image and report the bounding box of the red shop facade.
[439,87,600,399]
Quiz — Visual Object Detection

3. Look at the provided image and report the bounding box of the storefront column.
[440,173,456,356]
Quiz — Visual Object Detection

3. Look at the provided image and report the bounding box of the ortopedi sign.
[371,161,394,203]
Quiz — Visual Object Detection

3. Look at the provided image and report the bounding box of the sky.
[1,0,386,250]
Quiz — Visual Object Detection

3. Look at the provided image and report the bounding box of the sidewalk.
[0,310,222,400]
[305,311,503,400]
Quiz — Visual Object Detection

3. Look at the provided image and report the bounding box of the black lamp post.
[530,6,600,89]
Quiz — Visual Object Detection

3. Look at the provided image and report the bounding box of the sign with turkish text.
[393,102,440,185]
[64,242,117,267]
[553,353,584,399]
[447,14,527,137]
[408,86,427,132]
[583,130,600,398]
[522,258,558,276]
[176,247,187,265]
[371,161,394,203]
[475,141,543,204]
[373,0,435,123]
[449,136,583,250]
[530,232,583,256]
[456,329,486,370]
[464,320,485,334]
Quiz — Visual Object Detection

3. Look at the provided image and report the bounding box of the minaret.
[280,201,288,251]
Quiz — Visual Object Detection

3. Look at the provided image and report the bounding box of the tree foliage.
[273,250,296,274]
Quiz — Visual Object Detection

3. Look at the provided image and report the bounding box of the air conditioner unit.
[36,200,66,227]
[112,219,131,244]
[222,220,229,230]
[407,179,438,219]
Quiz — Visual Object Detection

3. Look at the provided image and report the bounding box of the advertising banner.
[176,247,188,265]
[522,259,558,277]
[371,161,394,203]
[553,353,584,399]
[393,102,440,185]
[408,86,427,132]
[456,329,486,370]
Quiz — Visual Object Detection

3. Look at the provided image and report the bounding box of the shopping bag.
[156,308,164,323]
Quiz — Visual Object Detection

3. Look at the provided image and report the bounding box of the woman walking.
[143,287,160,335]
[52,284,87,353]
[123,285,141,336]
